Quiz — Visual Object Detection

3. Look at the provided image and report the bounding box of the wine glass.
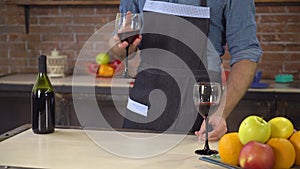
[193,82,221,155]
[115,13,142,78]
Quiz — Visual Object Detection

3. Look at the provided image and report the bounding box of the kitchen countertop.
[0,73,299,94]
[0,73,134,94]
[0,73,133,87]
[0,126,225,169]
[1,126,299,169]
[248,80,300,93]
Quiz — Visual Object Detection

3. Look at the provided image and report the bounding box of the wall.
[256,3,300,79]
[222,3,300,79]
[0,0,119,74]
[0,1,299,79]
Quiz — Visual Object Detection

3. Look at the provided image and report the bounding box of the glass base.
[122,73,132,79]
[195,149,218,156]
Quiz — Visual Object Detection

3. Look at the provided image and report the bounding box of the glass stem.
[204,116,210,150]
[124,45,130,78]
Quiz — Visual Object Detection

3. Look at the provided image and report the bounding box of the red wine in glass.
[115,13,142,78]
[117,30,140,78]
[198,102,218,117]
[117,30,140,44]
[193,82,221,155]
[195,102,219,155]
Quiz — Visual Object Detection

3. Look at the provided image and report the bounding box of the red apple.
[239,141,275,169]
[108,59,121,69]
[108,59,124,75]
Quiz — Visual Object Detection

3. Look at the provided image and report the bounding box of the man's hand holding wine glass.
[195,113,227,141]
[195,85,228,142]
[116,12,142,50]
[193,82,221,155]
[111,11,142,60]
[110,11,142,78]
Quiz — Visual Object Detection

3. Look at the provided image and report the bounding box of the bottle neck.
[32,55,53,92]
[38,55,47,74]
[38,72,47,78]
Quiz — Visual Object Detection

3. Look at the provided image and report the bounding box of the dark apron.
[123,0,221,133]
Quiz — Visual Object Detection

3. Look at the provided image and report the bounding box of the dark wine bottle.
[31,55,55,134]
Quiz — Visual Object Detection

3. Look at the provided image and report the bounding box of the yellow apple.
[268,117,294,139]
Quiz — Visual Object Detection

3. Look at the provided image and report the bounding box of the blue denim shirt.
[119,0,262,66]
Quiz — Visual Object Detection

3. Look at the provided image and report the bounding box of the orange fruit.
[289,131,300,165]
[218,132,243,166]
[267,137,296,169]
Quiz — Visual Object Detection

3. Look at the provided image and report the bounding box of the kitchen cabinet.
[275,93,300,128]
[0,92,31,134]
[227,89,300,132]
[54,93,126,129]
[0,74,131,134]
[226,97,274,132]
[0,74,299,134]
[0,91,126,134]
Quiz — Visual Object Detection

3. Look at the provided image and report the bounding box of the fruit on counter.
[218,132,243,166]
[267,137,296,169]
[97,64,114,77]
[88,63,99,74]
[289,131,300,165]
[238,115,271,145]
[108,59,124,75]
[219,115,299,169]
[90,56,124,77]
[108,59,121,69]
[268,116,294,139]
[239,141,275,169]
[96,53,110,64]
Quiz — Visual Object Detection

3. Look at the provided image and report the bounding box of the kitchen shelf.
[5,0,120,6]
[5,0,120,34]
[5,0,300,6]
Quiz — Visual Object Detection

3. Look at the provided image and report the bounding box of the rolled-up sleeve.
[225,0,263,66]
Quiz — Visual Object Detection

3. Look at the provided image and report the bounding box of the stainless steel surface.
[289,81,300,89]
[0,124,31,142]
[200,156,242,169]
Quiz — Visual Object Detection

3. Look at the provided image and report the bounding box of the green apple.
[238,115,271,145]
[96,53,110,64]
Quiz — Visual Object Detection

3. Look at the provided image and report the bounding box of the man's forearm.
[222,60,258,119]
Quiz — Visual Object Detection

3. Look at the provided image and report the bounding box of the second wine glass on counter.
[193,82,221,155]
[115,13,142,78]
